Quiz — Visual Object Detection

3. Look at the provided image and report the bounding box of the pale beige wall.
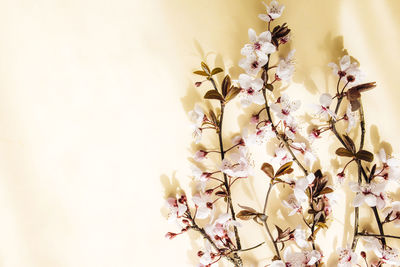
[0,0,399,266]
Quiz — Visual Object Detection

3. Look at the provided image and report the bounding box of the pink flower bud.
[194,150,208,162]
[251,114,259,124]
[165,232,177,239]
[195,81,202,87]
[361,251,366,258]
[337,172,345,184]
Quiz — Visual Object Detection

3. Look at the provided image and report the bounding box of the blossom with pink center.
[282,194,302,216]
[337,246,358,267]
[166,196,187,224]
[191,164,212,192]
[241,28,276,59]
[205,213,241,248]
[239,54,268,76]
[271,147,293,166]
[328,55,364,86]
[194,150,208,162]
[383,201,400,227]
[350,181,387,209]
[189,104,205,144]
[291,142,316,168]
[220,147,251,178]
[276,50,295,82]
[376,148,400,182]
[284,117,298,140]
[258,0,285,22]
[363,237,400,266]
[312,93,337,121]
[270,94,301,122]
[238,73,265,107]
[245,123,276,146]
[192,193,214,219]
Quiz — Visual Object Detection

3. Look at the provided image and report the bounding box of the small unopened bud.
[346,75,355,83]
[194,150,208,162]
[165,232,177,239]
[195,81,202,87]
[251,114,259,124]
[206,202,213,209]
[182,219,190,225]
[197,251,204,257]
[361,251,367,259]
[337,172,345,184]
[205,188,214,195]
[338,70,346,77]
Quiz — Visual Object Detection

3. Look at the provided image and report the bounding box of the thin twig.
[262,183,281,259]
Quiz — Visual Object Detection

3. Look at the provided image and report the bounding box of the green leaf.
[261,162,274,178]
[356,150,374,162]
[225,87,241,102]
[204,90,225,102]
[275,161,293,177]
[211,67,223,76]
[201,62,211,75]
[221,75,231,97]
[193,70,209,76]
[335,147,354,157]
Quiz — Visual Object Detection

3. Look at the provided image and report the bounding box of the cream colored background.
[0,0,400,266]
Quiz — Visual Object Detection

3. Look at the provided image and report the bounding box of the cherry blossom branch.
[210,77,242,252]
[357,233,400,240]
[261,62,308,176]
[261,182,281,259]
[330,92,387,248]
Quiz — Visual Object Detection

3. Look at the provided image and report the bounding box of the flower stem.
[331,95,386,249]
[210,77,242,253]
[262,182,281,259]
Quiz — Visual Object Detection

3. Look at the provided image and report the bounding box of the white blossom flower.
[277,247,321,267]
[244,122,276,146]
[363,237,400,266]
[258,0,285,22]
[350,181,387,209]
[328,55,364,86]
[220,147,251,178]
[192,193,214,219]
[312,93,337,121]
[189,104,205,144]
[276,50,295,82]
[345,104,357,133]
[205,213,241,248]
[376,148,400,182]
[194,150,208,162]
[294,227,309,248]
[191,164,211,192]
[284,117,298,140]
[198,240,215,266]
[271,147,293,166]
[291,142,317,168]
[239,54,268,76]
[166,197,187,224]
[337,245,358,267]
[241,29,276,59]
[238,74,265,107]
[283,194,302,216]
[294,173,315,203]
[270,94,301,122]
[383,201,400,227]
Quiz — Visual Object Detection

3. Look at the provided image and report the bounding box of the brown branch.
[209,78,242,256]
[261,183,281,259]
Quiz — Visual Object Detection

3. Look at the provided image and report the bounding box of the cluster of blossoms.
[165,1,400,267]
